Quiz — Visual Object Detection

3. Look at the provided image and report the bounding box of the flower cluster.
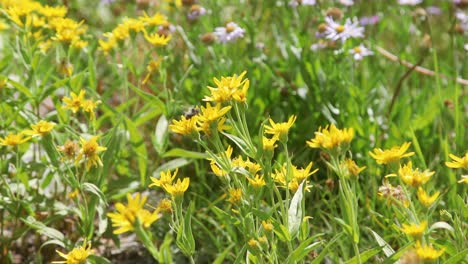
[370,142,445,261]
[53,240,93,264]
[306,124,354,153]
[170,72,251,137]
[75,136,107,170]
[99,12,171,54]
[107,193,160,234]
[149,169,190,199]
[0,120,55,148]
[445,152,468,184]
[62,90,101,120]
[2,0,88,51]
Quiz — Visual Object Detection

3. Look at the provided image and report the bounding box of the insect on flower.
[183,107,199,119]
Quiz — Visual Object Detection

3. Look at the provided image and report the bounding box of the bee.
[183,107,199,119]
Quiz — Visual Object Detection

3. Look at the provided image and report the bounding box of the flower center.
[226,25,235,33]
[335,25,345,33]
[83,144,97,156]
[353,47,362,53]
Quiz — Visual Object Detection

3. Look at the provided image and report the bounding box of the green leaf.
[154,114,168,154]
[176,203,196,257]
[83,183,107,205]
[40,239,65,249]
[134,109,162,126]
[154,158,191,176]
[310,232,343,264]
[368,228,395,257]
[288,181,304,239]
[69,71,85,92]
[271,219,291,242]
[158,232,174,264]
[88,255,112,264]
[334,217,352,236]
[41,133,60,168]
[286,234,324,262]
[88,53,96,90]
[101,123,123,184]
[22,216,65,242]
[162,148,208,159]
[213,244,236,264]
[221,132,253,157]
[124,117,148,186]
[445,249,468,264]
[428,221,454,232]
[344,247,382,264]
[8,79,32,98]
[128,83,166,112]
[134,218,160,261]
[380,242,414,264]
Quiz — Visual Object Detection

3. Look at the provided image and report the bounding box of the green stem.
[134,219,160,261]
[352,240,361,264]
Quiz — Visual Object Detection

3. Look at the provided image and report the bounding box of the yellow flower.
[122,18,145,33]
[414,241,444,261]
[50,18,87,44]
[142,58,163,84]
[445,152,468,169]
[164,178,190,197]
[75,136,107,170]
[72,40,88,50]
[272,166,287,186]
[52,239,93,264]
[39,5,67,18]
[417,187,440,207]
[401,221,427,239]
[57,140,80,161]
[82,99,101,121]
[244,159,262,175]
[149,169,178,188]
[98,39,117,54]
[458,175,468,184]
[398,161,434,187]
[139,12,168,26]
[288,179,313,193]
[344,159,366,177]
[261,220,273,232]
[292,162,318,182]
[210,162,228,177]
[369,142,415,165]
[169,115,198,135]
[68,188,79,199]
[248,239,260,248]
[262,136,278,151]
[0,19,9,31]
[107,193,160,234]
[264,115,296,142]
[226,188,242,204]
[0,132,30,147]
[198,103,231,123]
[232,156,261,175]
[196,103,232,135]
[63,90,86,113]
[157,198,173,213]
[248,175,266,188]
[39,40,54,54]
[197,116,230,135]
[23,120,55,136]
[203,71,249,103]
[306,124,354,151]
[143,30,171,46]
